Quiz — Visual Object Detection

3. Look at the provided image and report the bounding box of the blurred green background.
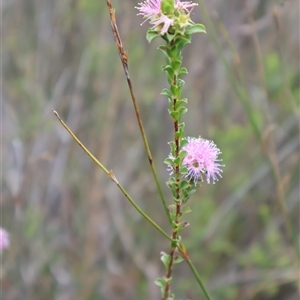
[2,0,299,299]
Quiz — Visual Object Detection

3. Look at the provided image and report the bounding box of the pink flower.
[151,14,174,34]
[175,0,198,11]
[182,137,224,184]
[136,0,162,17]
[136,0,197,34]
[0,227,9,250]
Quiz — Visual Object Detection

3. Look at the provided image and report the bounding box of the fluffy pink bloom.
[182,137,224,184]
[175,0,198,11]
[0,227,10,250]
[136,0,161,17]
[136,0,197,34]
[151,14,174,34]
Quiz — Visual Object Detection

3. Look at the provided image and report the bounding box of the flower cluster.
[0,227,9,250]
[136,0,198,34]
[181,136,224,184]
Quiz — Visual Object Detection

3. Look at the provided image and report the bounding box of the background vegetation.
[2,0,299,299]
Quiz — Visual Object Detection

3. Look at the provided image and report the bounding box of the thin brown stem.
[105,0,171,224]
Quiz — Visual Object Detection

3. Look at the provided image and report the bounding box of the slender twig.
[52,109,172,242]
[105,0,171,224]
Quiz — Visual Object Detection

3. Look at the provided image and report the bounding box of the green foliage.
[185,24,206,35]
[146,30,162,43]
[161,252,172,270]
[174,36,191,52]
[2,0,298,299]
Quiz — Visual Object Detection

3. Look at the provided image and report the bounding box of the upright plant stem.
[163,51,183,299]
[105,0,171,224]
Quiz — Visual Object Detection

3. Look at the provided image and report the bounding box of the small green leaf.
[185,23,206,35]
[168,204,176,213]
[179,150,187,160]
[169,141,175,153]
[162,65,172,71]
[173,255,184,264]
[155,278,166,297]
[171,59,181,71]
[164,276,173,284]
[173,156,180,165]
[169,205,177,222]
[182,206,192,214]
[162,65,174,75]
[168,176,176,184]
[173,196,181,203]
[175,98,188,108]
[175,125,185,139]
[179,67,188,76]
[171,187,177,198]
[180,165,188,175]
[166,46,177,59]
[178,106,188,118]
[189,188,197,196]
[160,252,171,270]
[154,278,166,288]
[174,131,180,138]
[179,180,189,190]
[161,88,172,99]
[177,78,185,88]
[164,157,174,165]
[173,221,186,233]
[176,235,182,243]
[170,111,179,120]
[146,30,161,43]
[178,122,185,130]
[170,84,179,96]
[175,36,191,52]
[180,139,188,147]
[157,45,170,61]
[163,66,175,80]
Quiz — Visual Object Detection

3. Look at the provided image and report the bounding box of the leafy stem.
[161,37,187,300]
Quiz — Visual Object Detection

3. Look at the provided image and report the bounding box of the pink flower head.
[182,136,224,184]
[175,0,198,12]
[136,0,197,34]
[151,14,174,34]
[0,227,10,250]
[136,0,162,17]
